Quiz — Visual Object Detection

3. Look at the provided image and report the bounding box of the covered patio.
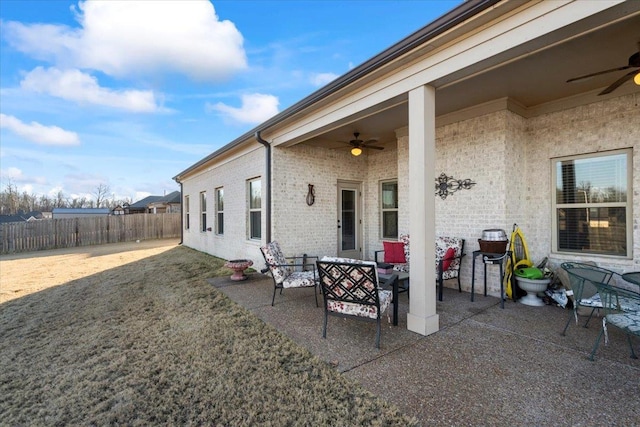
[212,273,640,425]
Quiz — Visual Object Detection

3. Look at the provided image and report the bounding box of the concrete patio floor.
[210,273,640,426]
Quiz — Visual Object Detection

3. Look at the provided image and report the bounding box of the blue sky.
[0,0,460,203]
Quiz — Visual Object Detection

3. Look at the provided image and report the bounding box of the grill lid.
[481,229,507,241]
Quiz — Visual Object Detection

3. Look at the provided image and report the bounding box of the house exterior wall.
[179,94,639,296]
[526,93,640,273]
[430,93,639,296]
[271,144,368,260]
[181,147,265,267]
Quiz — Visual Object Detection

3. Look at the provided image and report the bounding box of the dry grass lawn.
[0,240,416,426]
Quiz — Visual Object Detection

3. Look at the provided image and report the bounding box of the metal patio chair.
[260,241,319,307]
[560,262,615,336]
[588,281,640,360]
[316,257,397,349]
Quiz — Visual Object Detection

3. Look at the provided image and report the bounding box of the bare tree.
[93,184,110,208]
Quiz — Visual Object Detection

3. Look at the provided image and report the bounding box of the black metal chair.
[316,257,397,349]
[260,241,319,307]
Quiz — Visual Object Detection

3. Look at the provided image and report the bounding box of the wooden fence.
[0,213,181,254]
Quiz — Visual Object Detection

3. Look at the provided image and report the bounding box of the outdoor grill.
[478,228,508,253]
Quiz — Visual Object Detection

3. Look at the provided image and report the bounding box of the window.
[380,180,398,239]
[216,187,224,235]
[184,195,190,230]
[552,149,631,257]
[248,178,261,239]
[200,191,207,232]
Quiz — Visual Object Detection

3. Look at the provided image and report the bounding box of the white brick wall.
[180,93,639,296]
[181,147,266,268]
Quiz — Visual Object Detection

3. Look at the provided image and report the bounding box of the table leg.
[499,263,504,309]
[484,263,488,296]
[393,276,398,326]
[471,253,476,302]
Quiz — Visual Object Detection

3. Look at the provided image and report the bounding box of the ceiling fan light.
[351,147,362,156]
[634,72,640,86]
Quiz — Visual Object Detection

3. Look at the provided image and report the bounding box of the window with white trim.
[552,149,631,257]
[200,191,207,232]
[248,178,261,240]
[380,180,398,239]
[184,195,190,230]
[215,187,224,235]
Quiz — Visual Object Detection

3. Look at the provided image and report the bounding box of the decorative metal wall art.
[435,173,476,199]
[306,184,315,206]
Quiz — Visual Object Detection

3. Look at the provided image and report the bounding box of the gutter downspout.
[255,131,271,243]
[178,181,183,245]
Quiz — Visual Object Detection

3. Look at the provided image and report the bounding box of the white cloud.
[0,113,80,146]
[208,93,279,124]
[310,72,339,87]
[0,166,25,180]
[4,0,247,81]
[21,67,163,112]
[0,167,47,186]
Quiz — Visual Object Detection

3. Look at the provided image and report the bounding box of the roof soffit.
[265,0,630,148]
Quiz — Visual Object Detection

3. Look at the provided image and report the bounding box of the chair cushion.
[326,289,392,319]
[435,237,463,279]
[260,241,290,283]
[282,270,317,289]
[442,247,456,271]
[383,241,406,263]
[606,312,640,336]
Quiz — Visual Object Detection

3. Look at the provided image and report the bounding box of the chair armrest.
[375,250,384,263]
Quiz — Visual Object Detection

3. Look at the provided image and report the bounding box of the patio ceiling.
[302,3,640,150]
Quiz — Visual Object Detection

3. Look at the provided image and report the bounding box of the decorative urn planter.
[224,259,253,281]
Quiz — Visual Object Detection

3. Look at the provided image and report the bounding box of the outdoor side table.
[378,271,409,326]
[471,250,511,309]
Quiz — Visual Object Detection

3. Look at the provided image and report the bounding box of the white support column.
[406,85,438,336]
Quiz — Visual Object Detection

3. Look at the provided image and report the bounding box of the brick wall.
[180,93,639,294]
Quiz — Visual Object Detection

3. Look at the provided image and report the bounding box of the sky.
[0,0,461,204]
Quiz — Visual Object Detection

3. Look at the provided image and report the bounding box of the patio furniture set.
[259,237,465,348]
[560,262,640,360]
[255,240,640,357]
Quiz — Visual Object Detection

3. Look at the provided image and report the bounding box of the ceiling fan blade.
[566,65,632,83]
[362,138,378,144]
[598,69,637,95]
[365,145,384,150]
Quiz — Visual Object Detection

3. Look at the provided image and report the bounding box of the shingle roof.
[0,211,43,223]
[128,196,164,209]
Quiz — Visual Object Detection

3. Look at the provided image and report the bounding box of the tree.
[93,184,110,208]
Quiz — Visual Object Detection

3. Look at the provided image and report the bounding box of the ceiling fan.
[338,132,384,156]
[566,43,640,95]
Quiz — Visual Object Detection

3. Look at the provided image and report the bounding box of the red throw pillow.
[383,241,406,264]
[442,247,456,271]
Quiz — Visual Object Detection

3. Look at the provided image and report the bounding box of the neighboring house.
[126,191,181,214]
[51,208,110,219]
[147,191,181,214]
[173,0,640,337]
[0,211,44,224]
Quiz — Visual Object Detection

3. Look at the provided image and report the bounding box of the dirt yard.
[0,239,181,303]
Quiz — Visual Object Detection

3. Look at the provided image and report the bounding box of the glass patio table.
[621,272,640,288]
